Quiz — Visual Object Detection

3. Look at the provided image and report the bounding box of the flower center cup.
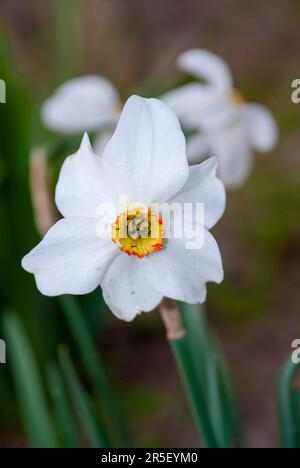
[112,207,164,258]
[230,89,244,107]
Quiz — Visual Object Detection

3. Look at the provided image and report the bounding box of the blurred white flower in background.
[24,96,225,321]
[162,49,278,189]
[41,75,119,153]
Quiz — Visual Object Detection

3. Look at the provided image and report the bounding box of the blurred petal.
[102,96,189,204]
[197,101,238,132]
[22,218,116,296]
[244,103,278,152]
[162,83,237,132]
[186,132,210,164]
[41,76,120,134]
[144,229,223,304]
[55,134,114,218]
[212,122,253,189]
[170,157,226,229]
[177,49,233,93]
[161,83,219,127]
[101,254,163,321]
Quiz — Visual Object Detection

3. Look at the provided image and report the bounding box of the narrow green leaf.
[3,314,57,448]
[218,351,244,448]
[83,290,109,337]
[278,357,300,448]
[46,362,79,447]
[58,345,110,448]
[59,295,131,447]
[206,349,228,447]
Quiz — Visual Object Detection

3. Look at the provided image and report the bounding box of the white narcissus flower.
[23,96,225,322]
[162,49,278,189]
[41,75,121,135]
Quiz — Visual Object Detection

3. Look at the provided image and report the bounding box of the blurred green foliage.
[211,166,300,321]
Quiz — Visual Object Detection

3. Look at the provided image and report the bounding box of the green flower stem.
[180,303,243,448]
[159,299,218,448]
[180,303,209,388]
[59,295,132,447]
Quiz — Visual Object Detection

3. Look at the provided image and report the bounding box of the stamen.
[112,207,163,258]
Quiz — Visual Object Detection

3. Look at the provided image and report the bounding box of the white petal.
[93,129,115,156]
[144,229,223,304]
[55,133,114,218]
[161,83,219,127]
[22,218,116,296]
[101,254,163,321]
[41,76,120,134]
[170,157,226,229]
[177,49,233,93]
[162,84,237,133]
[102,96,189,205]
[212,122,253,189]
[186,132,210,164]
[243,104,278,152]
[197,101,238,132]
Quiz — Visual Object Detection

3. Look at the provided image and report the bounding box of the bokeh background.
[0,0,300,448]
